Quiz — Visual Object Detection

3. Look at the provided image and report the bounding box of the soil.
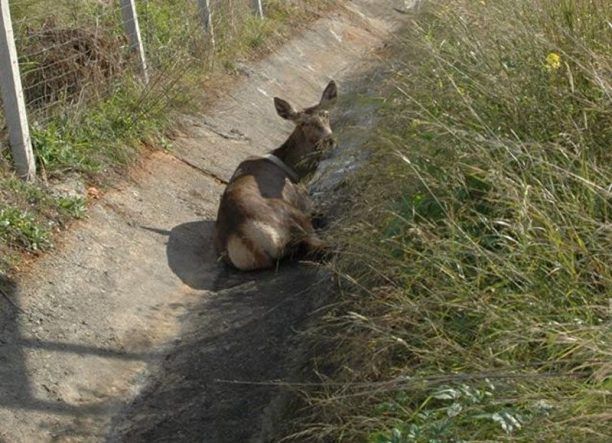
[0,2,404,441]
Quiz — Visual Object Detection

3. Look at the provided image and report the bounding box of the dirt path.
[0,2,402,441]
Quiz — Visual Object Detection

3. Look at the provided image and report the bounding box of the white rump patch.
[227,235,258,271]
[242,220,288,259]
[226,221,288,271]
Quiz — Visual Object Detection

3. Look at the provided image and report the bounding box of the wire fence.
[0,0,267,180]
[11,1,125,119]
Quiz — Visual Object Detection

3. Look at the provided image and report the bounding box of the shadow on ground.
[141,220,262,293]
[109,259,330,443]
[0,276,149,440]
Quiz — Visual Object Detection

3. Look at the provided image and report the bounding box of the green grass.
[286,0,611,441]
[0,0,337,277]
[0,206,51,252]
[0,175,86,271]
[30,80,167,176]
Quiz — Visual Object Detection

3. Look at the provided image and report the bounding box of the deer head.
[272,80,338,178]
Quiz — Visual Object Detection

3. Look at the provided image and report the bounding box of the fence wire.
[10,0,126,122]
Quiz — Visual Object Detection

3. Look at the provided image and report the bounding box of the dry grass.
[19,19,126,109]
[285,0,611,441]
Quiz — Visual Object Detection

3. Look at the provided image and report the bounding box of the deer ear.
[274,97,298,120]
[319,80,338,108]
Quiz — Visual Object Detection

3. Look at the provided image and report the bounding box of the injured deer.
[213,81,338,271]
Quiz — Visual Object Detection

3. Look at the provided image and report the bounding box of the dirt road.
[0,2,402,441]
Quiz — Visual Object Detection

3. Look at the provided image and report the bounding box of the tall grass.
[289,0,611,441]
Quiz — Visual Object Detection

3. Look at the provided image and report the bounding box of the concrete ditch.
[0,2,404,441]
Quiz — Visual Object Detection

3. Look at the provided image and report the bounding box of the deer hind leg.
[301,233,330,260]
[289,213,330,261]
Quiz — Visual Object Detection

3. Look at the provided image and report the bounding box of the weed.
[56,196,86,219]
[0,207,51,252]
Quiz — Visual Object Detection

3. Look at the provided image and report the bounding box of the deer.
[213,80,338,271]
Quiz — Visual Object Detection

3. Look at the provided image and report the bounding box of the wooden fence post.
[120,0,149,84]
[0,0,36,181]
[197,0,215,49]
[253,0,264,19]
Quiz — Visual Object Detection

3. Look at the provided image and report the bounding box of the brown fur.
[213,81,338,271]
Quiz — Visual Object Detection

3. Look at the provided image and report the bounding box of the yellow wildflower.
[545,52,561,71]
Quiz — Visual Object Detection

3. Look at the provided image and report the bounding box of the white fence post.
[253,0,264,18]
[0,0,36,181]
[120,0,149,84]
[197,0,215,49]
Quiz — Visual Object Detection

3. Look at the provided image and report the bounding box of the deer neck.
[271,127,315,179]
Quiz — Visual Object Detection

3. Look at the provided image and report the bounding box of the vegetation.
[288,0,611,441]
[0,175,85,271]
[0,0,335,275]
